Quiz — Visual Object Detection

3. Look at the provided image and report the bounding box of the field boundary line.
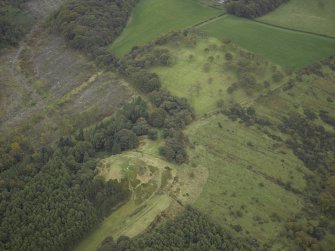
[252,19,335,40]
[191,13,226,29]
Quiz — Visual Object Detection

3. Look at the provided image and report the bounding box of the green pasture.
[200,15,335,70]
[258,0,335,38]
[109,0,221,56]
[186,114,311,247]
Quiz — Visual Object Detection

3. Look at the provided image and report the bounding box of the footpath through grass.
[109,0,221,57]
[257,0,335,38]
[200,15,335,70]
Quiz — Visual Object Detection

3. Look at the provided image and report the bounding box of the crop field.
[109,0,221,56]
[185,115,311,247]
[200,15,335,70]
[151,37,288,115]
[258,0,335,37]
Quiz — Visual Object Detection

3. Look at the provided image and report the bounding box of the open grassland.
[258,0,335,38]
[200,15,335,70]
[186,115,311,248]
[109,0,221,56]
[150,36,287,115]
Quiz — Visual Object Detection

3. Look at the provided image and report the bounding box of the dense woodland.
[97,206,261,251]
[280,113,335,250]
[225,0,288,18]
[0,0,33,48]
[0,87,193,250]
[0,99,159,250]
[49,0,136,57]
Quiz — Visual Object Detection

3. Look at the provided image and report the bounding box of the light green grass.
[200,15,335,70]
[109,0,221,56]
[186,114,311,247]
[151,37,287,115]
[258,0,335,37]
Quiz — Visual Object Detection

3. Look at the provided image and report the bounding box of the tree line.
[279,113,335,250]
[225,0,288,18]
[97,206,262,251]
[48,0,136,58]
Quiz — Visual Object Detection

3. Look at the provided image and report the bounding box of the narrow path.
[191,13,335,41]
[192,13,226,28]
[251,19,335,40]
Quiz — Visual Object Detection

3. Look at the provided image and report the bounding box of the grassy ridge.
[258,0,335,37]
[109,0,221,57]
[200,15,335,70]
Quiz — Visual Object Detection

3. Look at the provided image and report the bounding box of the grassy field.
[200,15,335,70]
[258,0,335,37]
[185,115,311,248]
[150,36,287,115]
[109,0,221,56]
